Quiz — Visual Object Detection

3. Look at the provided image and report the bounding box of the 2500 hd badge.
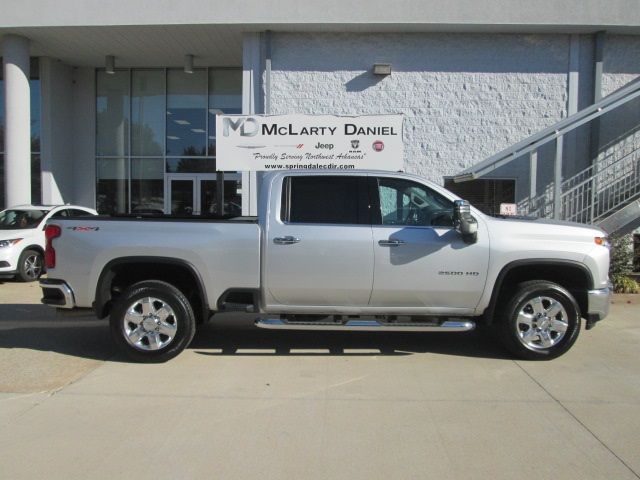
[438,271,480,276]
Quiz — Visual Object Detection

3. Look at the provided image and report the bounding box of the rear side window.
[50,209,69,218]
[281,176,369,225]
[69,209,93,216]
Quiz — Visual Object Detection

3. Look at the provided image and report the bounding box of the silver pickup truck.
[40,171,611,362]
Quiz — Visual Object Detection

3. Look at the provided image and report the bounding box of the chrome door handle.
[378,239,406,247]
[273,236,301,245]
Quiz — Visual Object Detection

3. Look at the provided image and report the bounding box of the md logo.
[222,117,260,137]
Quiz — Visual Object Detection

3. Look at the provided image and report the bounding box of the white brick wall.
[269,33,570,186]
[603,34,640,96]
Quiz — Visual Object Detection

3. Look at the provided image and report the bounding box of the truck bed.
[46,216,261,310]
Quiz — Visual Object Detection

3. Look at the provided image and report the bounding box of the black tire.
[498,280,581,360]
[17,249,44,282]
[109,280,196,362]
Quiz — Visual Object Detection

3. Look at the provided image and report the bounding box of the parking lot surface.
[0,280,639,480]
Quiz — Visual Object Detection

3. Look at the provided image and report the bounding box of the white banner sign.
[216,114,404,171]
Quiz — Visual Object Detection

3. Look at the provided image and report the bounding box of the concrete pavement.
[0,280,639,479]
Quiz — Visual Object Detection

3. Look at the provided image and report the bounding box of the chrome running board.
[255,319,475,332]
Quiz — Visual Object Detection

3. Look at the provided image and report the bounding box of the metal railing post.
[589,175,596,224]
[554,134,563,219]
[529,150,537,214]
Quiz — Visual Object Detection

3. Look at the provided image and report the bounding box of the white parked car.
[0,205,98,282]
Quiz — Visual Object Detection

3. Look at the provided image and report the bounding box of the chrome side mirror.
[453,200,478,244]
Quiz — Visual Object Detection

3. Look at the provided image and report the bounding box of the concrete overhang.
[1,0,639,67]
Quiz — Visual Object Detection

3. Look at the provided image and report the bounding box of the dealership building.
[1,1,639,221]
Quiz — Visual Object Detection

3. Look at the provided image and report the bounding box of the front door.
[369,175,490,313]
[165,173,242,215]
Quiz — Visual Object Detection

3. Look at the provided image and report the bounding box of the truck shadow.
[191,313,511,360]
[0,306,510,361]
[0,303,115,361]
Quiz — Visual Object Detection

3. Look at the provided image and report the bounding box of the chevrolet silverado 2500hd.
[39,171,611,362]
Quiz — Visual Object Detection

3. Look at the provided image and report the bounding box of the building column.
[2,34,31,206]
[241,32,263,216]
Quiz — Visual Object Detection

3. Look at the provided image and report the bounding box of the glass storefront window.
[31,154,41,205]
[131,70,165,156]
[0,79,4,154]
[166,69,207,156]
[131,158,164,214]
[0,155,4,209]
[96,158,128,214]
[208,69,242,156]
[166,158,216,173]
[96,70,130,156]
[95,67,241,215]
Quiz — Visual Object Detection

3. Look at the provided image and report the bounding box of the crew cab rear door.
[264,175,374,307]
[369,175,489,313]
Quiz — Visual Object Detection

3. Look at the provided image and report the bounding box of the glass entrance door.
[166,173,242,216]
[167,176,197,215]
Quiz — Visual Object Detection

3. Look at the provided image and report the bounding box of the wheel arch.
[484,259,593,325]
[21,244,45,257]
[94,256,210,323]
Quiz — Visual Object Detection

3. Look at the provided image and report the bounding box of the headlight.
[0,238,22,248]
[594,236,610,248]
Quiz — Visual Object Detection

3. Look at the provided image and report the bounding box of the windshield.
[0,209,48,229]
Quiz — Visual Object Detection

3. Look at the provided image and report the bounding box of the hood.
[486,215,607,239]
[0,228,38,241]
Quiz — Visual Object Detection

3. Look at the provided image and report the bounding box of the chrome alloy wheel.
[123,297,178,351]
[516,295,569,350]
[23,253,43,280]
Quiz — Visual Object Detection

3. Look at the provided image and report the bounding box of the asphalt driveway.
[0,280,638,480]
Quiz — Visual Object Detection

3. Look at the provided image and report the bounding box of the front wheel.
[110,280,196,362]
[498,280,581,360]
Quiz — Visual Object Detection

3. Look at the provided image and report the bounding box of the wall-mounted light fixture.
[105,55,115,74]
[184,54,194,74]
[373,63,392,76]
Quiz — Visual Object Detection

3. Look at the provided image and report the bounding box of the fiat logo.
[372,140,384,152]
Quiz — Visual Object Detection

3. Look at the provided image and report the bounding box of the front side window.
[376,177,453,227]
[282,176,369,225]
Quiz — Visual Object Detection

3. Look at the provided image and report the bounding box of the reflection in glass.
[170,180,194,215]
[131,158,164,214]
[97,158,128,214]
[30,79,41,153]
[208,69,242,155]
[166,69,207,156]
[0,80,4,153]
[132,70,164,156]
[166,158,216,173]
[31,154,41,205]
[200,180,217,215]
[96,71,130,156]
[222,178,242,216]
[0,155,4,210]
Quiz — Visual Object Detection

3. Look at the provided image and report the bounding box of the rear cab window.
[280,175,370,225]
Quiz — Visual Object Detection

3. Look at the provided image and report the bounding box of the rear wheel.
[110,280,196,362]
[17,249,44,282]
[498,280,581,360]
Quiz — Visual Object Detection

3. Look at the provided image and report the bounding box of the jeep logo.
[223,117,260,137]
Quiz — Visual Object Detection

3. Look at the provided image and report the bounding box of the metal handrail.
[560,145,640,224]
[453,77,640,182]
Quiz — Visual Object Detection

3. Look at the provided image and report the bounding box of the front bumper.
[585,283,612,329]
[40,279,76,309]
